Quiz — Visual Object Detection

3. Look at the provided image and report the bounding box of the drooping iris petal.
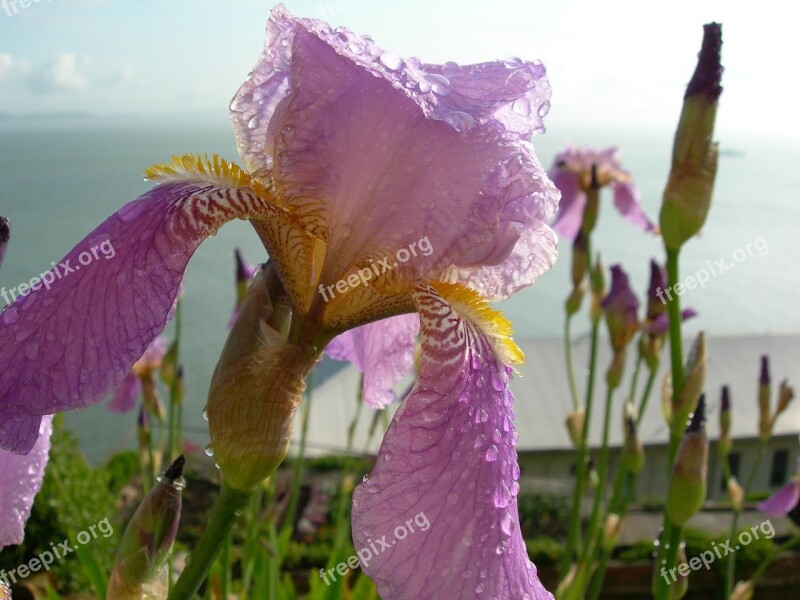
[326,314,420,408]
[0,158,275,453]
[351,287,552,600]
[232,5,559,320]
[612,180,655,232]
[646,309,698,334]
[107,373,141,414]
[758,480,800,517]
[0,416,52,547]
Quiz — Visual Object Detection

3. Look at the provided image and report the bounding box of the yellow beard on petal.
[430,281,525,367]
[143,154,274,202]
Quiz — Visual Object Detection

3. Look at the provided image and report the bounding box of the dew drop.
[476,583,485,593]
[384,451,393,462]
[2,308,19,325]
[485,445,498,462]
[447,491,459,505]
[500,512,514,535]
[379,53,404,70]
[204,444,214,457]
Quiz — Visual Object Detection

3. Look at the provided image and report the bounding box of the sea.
[0,114,798,462]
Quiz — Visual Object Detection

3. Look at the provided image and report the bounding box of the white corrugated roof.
[293,334,800,454]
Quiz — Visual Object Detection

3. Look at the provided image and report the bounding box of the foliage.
[0,416,118,595]
[526,536,565,567]
[518,493,570,540]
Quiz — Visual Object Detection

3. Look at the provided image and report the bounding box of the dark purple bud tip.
[760,355,770,385]
[0,217,9,245]
[235,248,249,283]
[164,455,185,480]
[686,23,723,101]
[721,386,730,412]
[687,394,707,432]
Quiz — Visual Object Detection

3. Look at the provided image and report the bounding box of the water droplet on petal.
[379,53,403,70]
[204,444,214,457]
[447,492,459,505]
[485,445,498,462]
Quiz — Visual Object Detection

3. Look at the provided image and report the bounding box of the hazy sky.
[0,0,793,138]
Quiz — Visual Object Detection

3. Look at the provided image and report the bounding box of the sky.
[0,0,795,139]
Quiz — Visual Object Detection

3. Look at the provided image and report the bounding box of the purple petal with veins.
[326,314,420,408]
[0,181,272,454]
[351,288,553,600]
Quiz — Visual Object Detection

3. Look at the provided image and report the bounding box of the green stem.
[563,318,601,575]
[636,367,658,427]
[167,300,183,459]
[628,354,642,406]
[565,315,581,411]
[749,532,800,584]
[168,485,251,600]
[725,442,767,596]
[582,385,617,565]
[283,376,314,532]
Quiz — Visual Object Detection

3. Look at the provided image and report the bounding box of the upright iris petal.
[759,458,800,517]
[549,146,655,241]
[232,5,559,327]
[0,416,52,547]
[351,286,551,600]
[326,314,420,408]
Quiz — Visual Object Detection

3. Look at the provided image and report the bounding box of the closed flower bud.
[672,331,707,431]
[719,385,732,457]
[729,580,754,600]
[674,545,689,600]
[566,408,585,448]
[602,513,622,551]
[602,265,640,354]
[776,379,795,417]
[0,216,9,270]
[589,256,605,324]
[662,371,673,426]
[727,477,744,512]
[758,356,773,441]
[667,396,709,526]
[571,230,589,290]
[624,406,645,474]
[208,266,322,493]
[160,340,178,387]
[108,456,185,599]
[660,23,723,251]
[565,284,586,316]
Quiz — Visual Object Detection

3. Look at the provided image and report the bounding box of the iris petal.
[326,314,420,408]
[758,481,800,517]
[107,373,141,414]
[232,5,559,317]
[613,180,655,232]
[351,287,552,600]
[0,416,51,547]
[0,164,275,453]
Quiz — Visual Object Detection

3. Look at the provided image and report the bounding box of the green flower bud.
[667,397,709,526]
[108,456,185,599]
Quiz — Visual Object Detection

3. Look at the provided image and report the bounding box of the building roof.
[293,333,800,455]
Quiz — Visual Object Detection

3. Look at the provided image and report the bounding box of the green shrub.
[526,536,564,566]
[517,493,569,539]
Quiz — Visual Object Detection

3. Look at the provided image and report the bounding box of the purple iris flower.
[107,337,168,413]
[0,5,560,595]
[759,458,800,519]
[227,248,258,329]
[549,146,655,241]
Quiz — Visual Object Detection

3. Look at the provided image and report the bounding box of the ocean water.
[0,116,797,461]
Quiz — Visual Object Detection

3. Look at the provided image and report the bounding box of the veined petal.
[107,373,141,414]
[326,314,420,408]
[351,286,551,600]
[0,416,51,547]
[613,180,656,233]
[232,6,559,318]
[758,481,800,517]
[0,156,274,453]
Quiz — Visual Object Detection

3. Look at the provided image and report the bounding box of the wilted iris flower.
[549,146,655,241]
[0,4,559,596]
